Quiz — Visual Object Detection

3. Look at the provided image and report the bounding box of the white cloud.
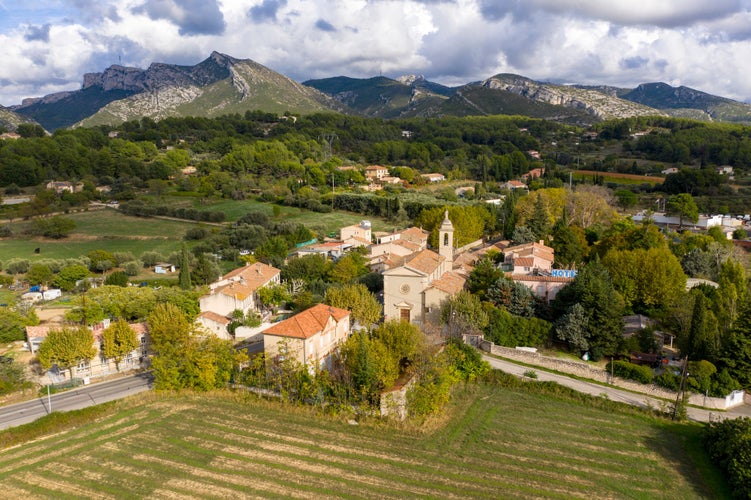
[1,0,751,106]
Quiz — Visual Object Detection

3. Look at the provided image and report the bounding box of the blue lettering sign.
[552,269,578,278]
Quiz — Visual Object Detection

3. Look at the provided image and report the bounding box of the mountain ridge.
[8,52,751,131]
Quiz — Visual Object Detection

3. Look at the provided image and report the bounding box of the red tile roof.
[406,249,444,275]
[263,303,349,339]
[198,311,231,325]
[430,271,466,294]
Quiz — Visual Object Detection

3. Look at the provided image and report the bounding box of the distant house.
[154,263,175,274]
[521,168,545,180]
[365,165,389,180]
[421,173,445,183]
[661,167,679,175]
[717,166,734,175]
[340,220,372,243]
[0,132,21,140]
[502,180,528,190]
[502,241,575,301]
[46,181,83,194]
[526,150,542,160]
[263,303,351,371]
[379,176,402,185]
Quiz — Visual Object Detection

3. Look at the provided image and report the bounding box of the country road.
[0,373,153,431]
[484,355,751,422]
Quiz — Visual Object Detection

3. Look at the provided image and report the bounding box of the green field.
[0,210,195,263]
[0,381,726,498]
[0,202,397,264]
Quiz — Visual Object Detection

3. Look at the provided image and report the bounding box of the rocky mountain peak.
[396,74,425,86]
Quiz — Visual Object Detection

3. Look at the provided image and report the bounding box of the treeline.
[596,116,751,168]
[0,112,560,189]
[119,200,226,223]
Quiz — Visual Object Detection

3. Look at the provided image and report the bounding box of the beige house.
[26,321,149,380]
[340,220,372,245]
[502,241,554,274]
[502,241,575,301]
[365,165,389,180]
[263,303,351,371]
[198,262,281,338]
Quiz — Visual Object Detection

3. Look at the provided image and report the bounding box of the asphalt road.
[0,373,153,431]
[484,355,751,422]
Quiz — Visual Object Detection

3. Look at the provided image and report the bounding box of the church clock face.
[400,283,411,295]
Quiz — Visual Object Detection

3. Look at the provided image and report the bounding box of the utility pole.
[672,356,689,421]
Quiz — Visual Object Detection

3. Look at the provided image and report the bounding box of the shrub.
[605,360,653,384]
[705,417,751,499]
[104,271,129,287]
[123,261,143,276]
[654,370,680,391]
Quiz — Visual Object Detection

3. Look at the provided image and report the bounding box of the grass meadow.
[0,202,396,265]
[0,379,728,499]
[0,210,194,263]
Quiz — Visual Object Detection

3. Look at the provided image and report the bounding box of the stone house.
[263,303,351,371]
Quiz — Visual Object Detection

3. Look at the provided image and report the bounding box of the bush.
[654,370,680,391]
[104,271,129,287]
[123,260,143,276]
[605,360,653,384]
[705,417,751,499]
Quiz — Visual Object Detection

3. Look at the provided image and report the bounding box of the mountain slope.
[0,105,38,132]
[481,74,664,121]
[303,75,449,118]
[620,82,751,123]
[14,52,340,130]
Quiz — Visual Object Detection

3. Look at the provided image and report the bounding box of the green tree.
[26,263,54,287]
[465,256,503,301]
[667,193,699,228]
[52,264,90,291]
[104,270,129,287]
[329,252,368,284]
[440,291,489,337]
[37,326,97,378]
[178,243,192,290]
[257,283,290,312]
[370,319,424,371]
[552,260,625,359]
[555,303,590,353]
[324,283,382,327]
[527,194,551,241]
[487,276,536,318]
[101,319,139,371]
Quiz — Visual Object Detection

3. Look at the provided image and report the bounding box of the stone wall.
[380,375,417,421]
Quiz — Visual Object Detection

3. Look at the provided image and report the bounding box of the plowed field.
[0,383,724,498]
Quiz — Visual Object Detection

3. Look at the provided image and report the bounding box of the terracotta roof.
[393,239,421,252]
[263,303,349,340]
[505,241,555,263]
[514,257,535,268]
[508,274,574,283]
[25,325,55,339]
[406,249,444,275]
[213,262,280,300]
[398,227,429,242]
[198,311,231,325]
[429,271,466,294]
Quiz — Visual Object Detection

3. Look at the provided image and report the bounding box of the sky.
[1,0,751,107]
